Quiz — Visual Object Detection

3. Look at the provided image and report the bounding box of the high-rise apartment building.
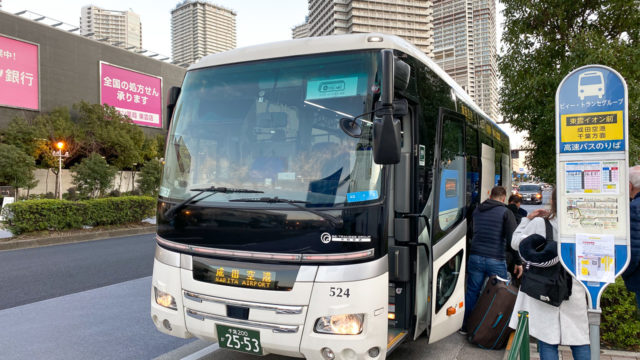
[305,0,499,119]
[80,6,142,50]
[470,0,498,119]
[432,0,498,119]
[292,18,310,39]
[171,0,236,66]
[307,0,434,56]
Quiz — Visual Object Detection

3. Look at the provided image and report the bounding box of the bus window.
[465,126,480,206]
[494,142,503,187]
[435,250,464,312]
[436,115,465,237]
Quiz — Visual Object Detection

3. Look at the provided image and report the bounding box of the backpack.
[518,218,572,307]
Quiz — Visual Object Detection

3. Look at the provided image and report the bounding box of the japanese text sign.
[557,67,626,153]
[0,34,39,110]
[556,65,630,310]
[100,62,163,128]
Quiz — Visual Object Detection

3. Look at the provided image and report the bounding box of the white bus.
[151,33,511,359]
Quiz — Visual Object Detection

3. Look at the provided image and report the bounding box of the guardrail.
[507,311,530,360]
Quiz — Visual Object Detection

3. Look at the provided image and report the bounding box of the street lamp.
[52,141,69,200]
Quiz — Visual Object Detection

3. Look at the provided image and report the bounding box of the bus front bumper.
[150,247,388,359]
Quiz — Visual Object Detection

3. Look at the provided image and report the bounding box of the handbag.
[518,218,572,307]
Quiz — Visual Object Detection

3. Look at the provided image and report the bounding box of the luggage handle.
[491,313,504,328]
[491,275,511,286]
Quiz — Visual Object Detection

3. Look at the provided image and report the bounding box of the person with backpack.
[508,189,590,360]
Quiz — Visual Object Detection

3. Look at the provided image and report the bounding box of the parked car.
[518,183,543,204]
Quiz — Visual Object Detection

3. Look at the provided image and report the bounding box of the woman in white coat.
[508,190,590,360]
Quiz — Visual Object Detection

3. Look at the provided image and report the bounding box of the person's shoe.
[458,327,468,336]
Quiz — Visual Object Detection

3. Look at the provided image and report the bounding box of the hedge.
[1,196,156,235]
[601,277,640,350]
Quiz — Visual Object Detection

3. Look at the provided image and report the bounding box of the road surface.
[0,198,546,360]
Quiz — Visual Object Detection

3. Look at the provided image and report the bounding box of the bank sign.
[0,34,39,110]
[557,67,626,153]
[100,62,163,128]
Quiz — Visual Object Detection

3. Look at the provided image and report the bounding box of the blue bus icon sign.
[578,71,605,100]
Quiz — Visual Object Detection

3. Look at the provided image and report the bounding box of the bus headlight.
[154,287,177,310]
[314,313,364,335]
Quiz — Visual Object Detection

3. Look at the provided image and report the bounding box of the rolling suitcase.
[466,275,518,349]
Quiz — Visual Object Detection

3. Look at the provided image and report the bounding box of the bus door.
[388,100,419,349]
[426,108,467,343]
[480,143,495,202]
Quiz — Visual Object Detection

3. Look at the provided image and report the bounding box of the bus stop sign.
[555,65,630,311]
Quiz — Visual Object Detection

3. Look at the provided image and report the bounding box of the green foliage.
[3,102,164,173]
[32,107,77,169]
[2,117,39,156]
[499,0,640,181]
[137,158,163,196]
[2,199,85,234]
[74,101,146,170]
[601,277,640,350]
[0,144,38,193]
[82,196,156,226]
[71,153,117,198]
[153,134,166,159]
[1,196,156,234]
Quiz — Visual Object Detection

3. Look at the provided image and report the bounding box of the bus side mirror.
[373,50,402,165]
[167,86,181,129]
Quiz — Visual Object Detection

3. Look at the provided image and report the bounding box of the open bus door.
[419,108,467,343]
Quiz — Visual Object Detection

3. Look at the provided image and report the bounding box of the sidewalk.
[507,342,640,360]
[0,224,156,251]
[531,344,640,360]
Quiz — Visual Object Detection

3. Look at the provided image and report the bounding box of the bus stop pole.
[588,309,601,360]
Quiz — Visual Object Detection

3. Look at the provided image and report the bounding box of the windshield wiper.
[229,196,342,227]
[164,186,263,219]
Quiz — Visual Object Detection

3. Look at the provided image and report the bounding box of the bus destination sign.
[211,266,276,290]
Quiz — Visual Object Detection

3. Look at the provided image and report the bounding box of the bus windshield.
[161,51,383,208]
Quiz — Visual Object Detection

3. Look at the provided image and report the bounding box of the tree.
[73,101,145,170]
[137,158,163,196]
[0,144,38,196]
[70,153,117,198]
[2,117,39,156]
[31,107,80,167]
[499,0,640,182]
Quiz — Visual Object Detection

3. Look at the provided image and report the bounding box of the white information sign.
[564,160,620,194]
[576,233,615,283]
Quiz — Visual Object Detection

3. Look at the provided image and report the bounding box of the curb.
[0,225,156,251]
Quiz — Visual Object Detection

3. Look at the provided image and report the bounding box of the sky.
[1,0,522,148]
[2,0,310,57]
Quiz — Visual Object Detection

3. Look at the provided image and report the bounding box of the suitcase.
[466,275,518,349]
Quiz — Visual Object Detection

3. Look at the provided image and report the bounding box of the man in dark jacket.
[623,165,640,310]
[462,186,523,332]
[507,194,527,224]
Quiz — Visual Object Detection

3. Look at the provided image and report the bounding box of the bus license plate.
[216,324,262,355]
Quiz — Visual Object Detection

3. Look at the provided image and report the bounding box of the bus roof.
[190,33,507,140]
